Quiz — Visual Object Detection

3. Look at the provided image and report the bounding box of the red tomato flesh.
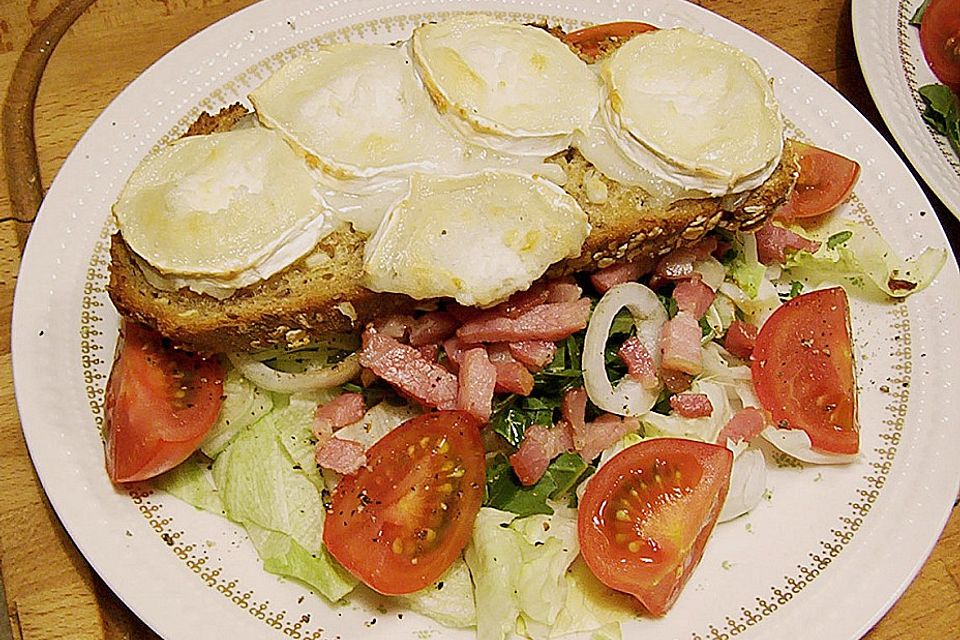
[105,321,224,483]
[323,411,485,595]
[751,287,858,455]
[578,438,733,617]
[920,0,960,91]
[774,143,861,220]
[564,21,658,59]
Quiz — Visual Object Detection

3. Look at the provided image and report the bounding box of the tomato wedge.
[578,438,733,617]
[323,411,485,595]
[751,287,858,455]
[920,0,960,91]
[774,143,861,220]
[563,21,657,59]
[105,321,224,483]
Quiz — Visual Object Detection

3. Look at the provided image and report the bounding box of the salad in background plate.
[911,0,960,155]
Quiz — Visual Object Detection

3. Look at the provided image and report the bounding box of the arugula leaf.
[489,396,558,447]
[484,453,592,517]
[910,0,932,25]
[779,280,805,302]
[919,84,960,155]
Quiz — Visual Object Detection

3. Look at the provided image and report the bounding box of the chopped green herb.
[826,230,853,249]
[910,0,932,25]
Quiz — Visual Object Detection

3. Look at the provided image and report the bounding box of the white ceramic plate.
[852,0,960,219]
[12,1,960,639]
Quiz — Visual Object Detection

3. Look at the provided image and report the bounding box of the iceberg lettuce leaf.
[154,453,224,516]
[211,417,356,602]
[395,557,476,629]
[200,367,273,457]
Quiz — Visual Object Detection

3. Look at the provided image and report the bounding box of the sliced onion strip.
[760,427,860,465]
[228,351,360,393]
[718,448,766,522]
[582,282,667,416]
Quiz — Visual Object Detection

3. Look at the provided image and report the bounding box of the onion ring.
[582,282,667,416]
[228,351,360,393]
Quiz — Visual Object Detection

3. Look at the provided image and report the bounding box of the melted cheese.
[363,171,590,307]
[114,127,331,291]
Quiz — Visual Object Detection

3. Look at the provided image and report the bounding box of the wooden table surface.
[0,0,958,638]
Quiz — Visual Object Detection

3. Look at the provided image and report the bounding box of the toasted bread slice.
[108,29,800,353]
[108,113,798,353]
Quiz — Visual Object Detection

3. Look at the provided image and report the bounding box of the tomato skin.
[323,411,485,595]
[774,143,861,221]
[105,321,224,483]
[577,438,733,617]
[920,0,960,91]
[751,287,858,455]
[563,21,658,59]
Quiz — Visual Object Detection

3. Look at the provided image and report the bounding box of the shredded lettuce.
[466,507,584,640]
[211,416,357,601]
[200,367,273,457]
[549,559,636,639]
[395,557,477,628]
[153,453,224,516]
[782,220,946,299]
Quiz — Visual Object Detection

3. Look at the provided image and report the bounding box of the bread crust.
[107,30,801,354]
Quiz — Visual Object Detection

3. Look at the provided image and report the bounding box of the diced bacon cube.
[654,247,698,281]
[672,275,716,319]
[408,311,459,347]
[443,336,464,370]
[457,298,592,345]
[559,387,638,462]
[312,392,366,443]
[371,314,414,341]
[561,387,588,434]
[659,311,703,375]
[617,335,659,389]
[717,407,767,445]
[689,236,719,260]
[509,422,574,486]
[498,284,552,318]
[590,261,643,294]
[486,344,534,396]
[456,348,497,422]
[669,393,714,418]
[577,414,640,462]
[507,340,557,371]
[359,327,459,410]
[418,343,440,362]
[724,320,758,360]
[660,368,693,393]
[755,222,821,265]
[315,437,366,475]
[545,278,583,303]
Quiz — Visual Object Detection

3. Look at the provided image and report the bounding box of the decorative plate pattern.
[12,1,960,639]
[851,0,960,219]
